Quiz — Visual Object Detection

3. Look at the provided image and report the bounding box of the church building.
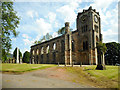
[30,6,104,65]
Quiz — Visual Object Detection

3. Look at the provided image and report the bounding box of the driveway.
[2,67,93,88]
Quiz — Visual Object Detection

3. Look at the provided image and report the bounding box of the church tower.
[76,6,103,65]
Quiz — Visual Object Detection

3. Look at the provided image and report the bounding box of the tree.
[96,41,107,55]
[1,2,20,55]
[2,49,7,62]
[46,33,52,40]
[96,41,107,70]
[34,33,52,44]
[13,48,22,61]
[58,27,73,35]
[22,51,30,63]
[58,27,66,35]
[105,42,120,65]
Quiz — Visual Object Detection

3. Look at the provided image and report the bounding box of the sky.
[10,0,118,55]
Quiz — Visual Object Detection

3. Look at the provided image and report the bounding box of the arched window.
[46,45,49,53]
[41,47,44,54]
[83,41,88,51]
[53,43,56,50]
[37,49,39,55]
[72,40,75,52]
[32,50,35,55]
[67,35,69,50]
[61,40,65,52]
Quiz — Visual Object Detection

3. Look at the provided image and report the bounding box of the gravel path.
[2,67,93,88]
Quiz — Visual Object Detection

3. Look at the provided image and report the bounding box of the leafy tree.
[96,41,107,70]
[1,2,20,57]
[96,41,107,55]
[46,33,52,40]
[22,51,30,63]
[2,49,7,62]
[34,33,52,44]
[58,27,66,35]
[13,48,22,61]
[105,42,120,65]
[58,27,73,35]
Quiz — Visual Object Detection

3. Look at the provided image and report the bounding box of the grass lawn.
[1,63,56,73]
[64,65,118,88]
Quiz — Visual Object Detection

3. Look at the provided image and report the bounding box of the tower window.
[82,25,88,33]
[83,41,88,51]
[95,25,98,33]
[86,41,88,50]
[82,27,83,33]
[84,26,85,32]
[86,25,88,31]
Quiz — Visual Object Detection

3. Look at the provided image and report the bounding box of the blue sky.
[10,0,118,55]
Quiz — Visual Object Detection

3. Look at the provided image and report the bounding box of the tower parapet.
[65,22,70,34]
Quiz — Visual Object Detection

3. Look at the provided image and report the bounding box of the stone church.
[30,6,104,65]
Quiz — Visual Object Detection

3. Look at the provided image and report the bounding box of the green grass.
[84,65,118,81]
[65,65,118,88]
[1,63,56,73]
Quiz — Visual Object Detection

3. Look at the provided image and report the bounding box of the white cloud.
[22,34,34,46]
[90,0,117,12]
[23,38,34,46]
[54,21,59,28]
[46,12,56,23]
[22,34,31,39]
[52,32,58,38]
[26,10,34,18]
[56,1,79,25]
[35,18,52,35]
[26,10,38,18]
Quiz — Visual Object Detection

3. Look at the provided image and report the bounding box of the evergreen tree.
[22,51,30,63]
[13,47,22,60]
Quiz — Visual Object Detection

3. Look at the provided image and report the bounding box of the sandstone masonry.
[30,6,104,65]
